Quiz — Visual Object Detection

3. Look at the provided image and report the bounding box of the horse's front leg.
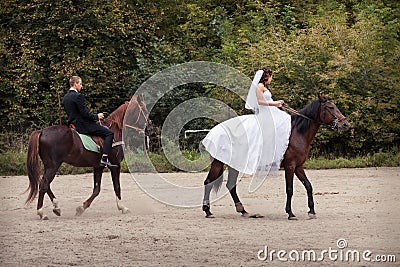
[76,167,103,216]
[285,166,297,220]
[110,166,129,214]
[295,166,316,219]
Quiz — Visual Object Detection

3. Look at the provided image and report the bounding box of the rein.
[97,99,148,148]
[98,99,148,132]
[281,103,316,122]
[281,103,341,130]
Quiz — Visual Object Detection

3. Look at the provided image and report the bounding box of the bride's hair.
[259,67,272,87]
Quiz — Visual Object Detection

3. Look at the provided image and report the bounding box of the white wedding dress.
[201,90,291,176]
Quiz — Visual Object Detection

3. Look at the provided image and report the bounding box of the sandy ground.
[0,168,399,266]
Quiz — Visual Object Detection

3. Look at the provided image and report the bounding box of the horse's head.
[317,92,350,133]
[126,95,152,135]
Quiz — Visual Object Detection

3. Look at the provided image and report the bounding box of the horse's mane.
[104,100,130,141]
[292,99,321,134]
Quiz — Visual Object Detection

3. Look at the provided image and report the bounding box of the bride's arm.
[256,85,284,107]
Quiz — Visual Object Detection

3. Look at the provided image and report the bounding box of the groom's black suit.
[62,89,114,155]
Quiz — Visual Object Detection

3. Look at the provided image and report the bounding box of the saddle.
[69,124,103,153]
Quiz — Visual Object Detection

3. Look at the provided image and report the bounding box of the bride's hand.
[276,100,284,107]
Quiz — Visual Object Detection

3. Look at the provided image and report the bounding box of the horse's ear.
[318,92,327,102]
[130,95,140,102]
[136,94,144,103]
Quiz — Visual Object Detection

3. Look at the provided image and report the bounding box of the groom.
[62,76,117,168]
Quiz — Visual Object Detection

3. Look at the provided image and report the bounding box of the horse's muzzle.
[144,120,153,136]
[337,119,350,133]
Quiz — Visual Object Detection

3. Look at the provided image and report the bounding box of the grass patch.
[1,150,399,176]
[0,151,94,176]
[305,151,400,169]
[123,150,209,173]
[0,151,26,176]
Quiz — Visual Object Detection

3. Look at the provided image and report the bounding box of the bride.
[201,67,291,183]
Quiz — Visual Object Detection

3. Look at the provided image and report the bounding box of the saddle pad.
[78,133,101,153]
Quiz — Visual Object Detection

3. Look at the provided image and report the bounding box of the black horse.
[202,93,350,219]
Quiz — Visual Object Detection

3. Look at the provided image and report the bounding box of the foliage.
[1,150,398,176]
[0,0,166,130]
[305,151,400,169]
[210,0,400,156]
[0,151,26,176]
[1,0,399,159]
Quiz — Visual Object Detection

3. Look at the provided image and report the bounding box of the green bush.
[369,151,400,167]
[123,151,172,173]
[0,151,26,176]
[0,151,94,176]
[305,151,400,169]
[123,150,208,173]
[1,150,399,176]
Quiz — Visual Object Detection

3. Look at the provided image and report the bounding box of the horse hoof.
[53,208,61,216]
[75,206,85,216]
[205,214,215,218]
[288,216,298,220]
[240,209,248,215]
[37,208,48,220]
[235,202,245,213]
[121,207,130,214]
[308,213,317,219]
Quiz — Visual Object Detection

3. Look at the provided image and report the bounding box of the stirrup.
[99,158,118,168]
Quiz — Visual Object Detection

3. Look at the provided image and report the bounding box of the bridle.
[124,97,149,132]
[282,101,346,130]
[319,101,347,130]
[97,99,149,148]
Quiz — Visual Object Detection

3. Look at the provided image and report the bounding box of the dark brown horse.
[26,96,150,220]
[202,93,350,220]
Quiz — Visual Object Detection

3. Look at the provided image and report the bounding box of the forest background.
[0,0,399,174]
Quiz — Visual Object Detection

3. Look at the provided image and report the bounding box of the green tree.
[1,0,398,156]
[0,0,164,131]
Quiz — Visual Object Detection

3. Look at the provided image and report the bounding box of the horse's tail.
[211,172,224,193]
[25,130,42,204]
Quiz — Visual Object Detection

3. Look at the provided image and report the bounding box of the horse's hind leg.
[295,166,316,218]
[37,168,59,220]
[202,159,223,218]
[76,167,103,216]
[110,166,129,214]
[226,167,248,215]
[47,188,61,216]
